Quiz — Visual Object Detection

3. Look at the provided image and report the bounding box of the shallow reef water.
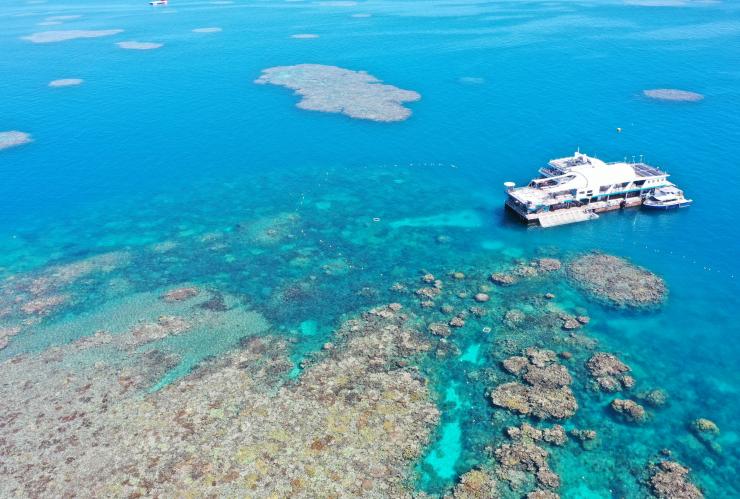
[0,163,738,497]
[1,0,740,496]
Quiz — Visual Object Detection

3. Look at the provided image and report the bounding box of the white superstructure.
[505,151,686,227]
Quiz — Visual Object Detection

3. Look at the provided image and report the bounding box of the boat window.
[635,180,646,187]
[599,185,611,193]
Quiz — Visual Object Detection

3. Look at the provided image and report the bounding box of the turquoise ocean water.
[1,0,739,496]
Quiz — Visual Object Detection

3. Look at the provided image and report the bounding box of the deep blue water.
[1,0,739,496]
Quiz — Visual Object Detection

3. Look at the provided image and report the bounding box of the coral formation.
[162,286,200,302]
[490,272,516,286]
[610,399,648,423]
[691,418,719,435]
[22,29,123,43]
[49,78,83,87]
[494,423,564,495]
[567,253,666,308]
[0,131,32,150]
[491,349,577,420]
[586,352,634,391]
[648,461,703,498]
[450,468,498,498]
[0,326,21,350]
[643,89,704,102]
[255,64,421,122]
[117,41,163,50]
[636,389,668,408]
[0,304,439,497]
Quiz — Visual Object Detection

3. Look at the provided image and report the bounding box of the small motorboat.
[642,186,693,210]
[149,0,168,5]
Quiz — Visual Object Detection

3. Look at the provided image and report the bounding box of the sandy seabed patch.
[255,64,421,122]
[49,78,83,87]
[117,41,163,50]
[0,131,32,151]
[193,27,222,33]
[291,33,319,39]
[22,29,122,43]
[643,88,704,102]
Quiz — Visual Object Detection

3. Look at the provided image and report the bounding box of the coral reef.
[162,286,200,302]
[0,326,21,350]
[0,304,439,497]
[0,251,130,337]
[636,389,668,408]
[255,64,421,122]
[0,131,32,150]
[494,423,564,495]
[689,418,721,453]
[450,468,498,498]
[648,461,703,498]
[490,272,516,286]
[586,352,634,392]
[117,41,163,50]
[491,349,577,420]
[22,29,123,43]
[691,418,719,435]
[49,78,83,87]
[610,399,648,424]
[567,253,666,308]
[643,89,704,102]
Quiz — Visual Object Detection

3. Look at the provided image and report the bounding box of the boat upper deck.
[508,152,671,208]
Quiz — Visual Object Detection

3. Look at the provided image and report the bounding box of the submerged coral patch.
[255,64,421,122]
[117,41,163,50]
[459,76,485,85]
[22,29,123,43]
[567,252,666,308]
[643,89,704,102]
[0,131,32,150]
[491,348,578,420]
[648,461,703,498]
[192,27,222,33]
[45,15,82,21]
[0,304,438,496]
[48,78,83,87]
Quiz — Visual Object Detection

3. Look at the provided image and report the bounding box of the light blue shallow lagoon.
[1,0,739,497]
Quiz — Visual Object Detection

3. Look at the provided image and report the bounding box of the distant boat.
[642,186,693,210]
[149,0,168,5]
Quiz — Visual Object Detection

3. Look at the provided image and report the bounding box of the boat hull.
[642,201,692,210]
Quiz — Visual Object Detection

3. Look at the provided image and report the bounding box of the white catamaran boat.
[643,186,693,210]
[504,151,691,227]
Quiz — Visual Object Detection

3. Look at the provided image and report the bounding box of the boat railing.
[538,166,563,177]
